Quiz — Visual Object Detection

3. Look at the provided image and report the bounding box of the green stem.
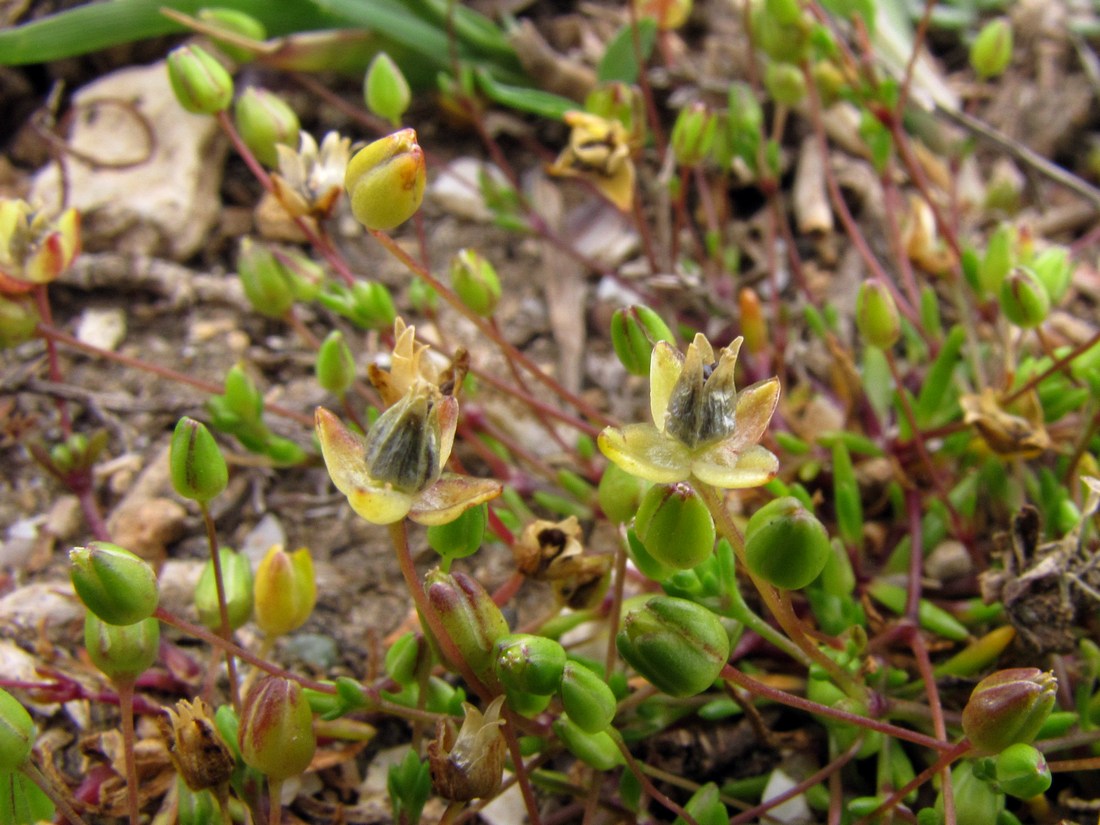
[200,502,240,714]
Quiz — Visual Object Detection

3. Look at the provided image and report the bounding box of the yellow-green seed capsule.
[70,541,159,626]
[999,267,1050,328]
[166,45,234,115]
[253,545,316,638]
[315,330,357,398]
[345,129,426,231]
[238,677,316,781]
[0,294,40,349]
[764,61,807,106]
[744,497,831,590]
[194,548,253,632]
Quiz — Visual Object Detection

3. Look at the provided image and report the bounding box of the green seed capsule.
[70,541,159,626]
[170,417,228,504]
[634,482,716,570]
[84,613,160,682]
[559,662,617,732]
[995,743,1051,799]
[744,497,831,590]
[493,634,567,696]
[0,688,35,771]
[238,677,316,781]
[166,45,233,115]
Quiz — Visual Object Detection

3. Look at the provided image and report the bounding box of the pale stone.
[76,306,127,351]
[32,61,227,260]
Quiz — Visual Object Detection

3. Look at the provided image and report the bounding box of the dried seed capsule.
[428,697,506,801]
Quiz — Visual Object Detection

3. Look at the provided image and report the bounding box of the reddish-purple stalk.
[33,285,72,435]
[368,228,611,427]
[729,738,862,825]
[199,501,241,713]
[386,521,544,825]
[720,664,951,752]
[856,740,972,825]
[19,762,92,825]
[612,735,698,825]
[114,677,140,825]
[37,324,313,426]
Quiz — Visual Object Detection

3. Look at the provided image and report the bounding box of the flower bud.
[744,497,831,590]
[559,662,617,732]
[428,697,506,801]
[364,52,411,127]
[0,687,35,771]
[970,18,1013,79]
[1030,247,1073,305]
[670,102,718,167]
[345,128,426,231]
[254,545,316,638]
[235,88,299,168]
[727,83,763,168]
[738,287,768,354]
[616,596,729,697]
[633,0,692,29]
[170,417,228,503]
[634,483,716,570]
[163,698,236,792]
[752,3,811,64]
[552,716,623,770]
[315,330,357,398]
[999,267,1050,328]
[194,548,253,632]
[198,8,266,63]
[349,281,397,330]
[70,542,159,626]
[449,249,501,317]
[610,305,674,377]
[597,461,648,524]
[425,569,509,683]
[84,613,160,682]
[236,238,297,319]
[166,45,234,115]
[856,281,901,349]
[0,294,40,349]
[962,668,1057,754]
[764,61,807,105]
[238,677,316,780]
[427,503,487,561]
[995,742,1051,799]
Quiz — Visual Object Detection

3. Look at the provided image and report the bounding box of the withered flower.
[162,698,235,792]
[548,112,636,212]
[270,131,352,220]
[428,696,506,801]
[514,517,611,609]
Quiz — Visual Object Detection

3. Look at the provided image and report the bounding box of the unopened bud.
[70,542,159,626]
[633,0,692,29]
[584,83,645,145]
[962,668,1057,754]
[738,287,768,354]
[597,461,648,524]
[970,18,1013,79]
[999,267,1049,328]
[170,417,228,503]
[315,330,357,398]
[634,482,716,570]
[194,548,253,632]
[345,128,426,231]
[670,102,718,167]
[450,249,501,317]
[939,761,1003,825]
[764,61,807,106]
[610,305,674,377]
[84,613,160,682]
[1030,247,1073,305]
[428,696,506,801]
[856,281,901,349]
[995,742,1051,799]
[238,677,316,780]
[559,662,617,732]
[0,688,35,771]
[236,238,296,318]
[616,596,729,697]
[166,45,233,115]
[254,545,316,637]
[552,716,623,770]
[364,52,411,127]
[235,87,300,168]
[350,280,397,330]
[425,569,509,683]
[745,496,831,590]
